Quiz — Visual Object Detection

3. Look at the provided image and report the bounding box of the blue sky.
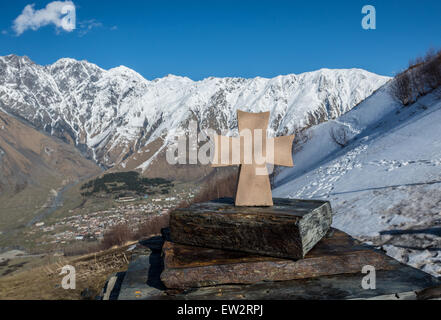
[0,0,440,80]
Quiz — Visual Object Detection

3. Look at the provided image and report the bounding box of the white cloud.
[78,19,103,37]
[13,1,76,36]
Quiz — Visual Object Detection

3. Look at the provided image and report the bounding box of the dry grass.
[0,244,134,300]
[99,214,169,251]
[62,242,103,257]
[100,224,135,250]
[62,214,170,257]
[134,214,169,240]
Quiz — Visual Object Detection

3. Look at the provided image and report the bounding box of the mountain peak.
[107,65,147,82]
[49,57,103,72]
[53,57,79,65]
[155,74,194,82]
[2,54,33,65]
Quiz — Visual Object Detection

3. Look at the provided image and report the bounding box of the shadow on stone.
[139,235,166,290]
[380,227,441,237]
[139,235,164,252]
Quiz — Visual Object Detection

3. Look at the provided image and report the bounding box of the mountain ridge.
[0,54,390,179]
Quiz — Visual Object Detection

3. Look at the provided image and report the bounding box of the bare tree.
[391,71,413,106]
[390,48,441,106]
[329,126,348,148]
[409,67,426,97]
[422,52,441,90]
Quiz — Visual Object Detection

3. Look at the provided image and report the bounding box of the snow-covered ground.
[274,85,441,277]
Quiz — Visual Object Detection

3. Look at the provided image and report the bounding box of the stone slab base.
[161,229,396,289]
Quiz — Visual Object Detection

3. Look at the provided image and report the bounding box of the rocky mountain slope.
[0,54,389,179]
[0,110,100,231]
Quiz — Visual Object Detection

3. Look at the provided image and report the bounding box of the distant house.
[116,196,137,203]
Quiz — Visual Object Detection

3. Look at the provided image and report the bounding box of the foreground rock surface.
[114,233,441,300]
[169,198,332,259]
[161,229,395,289]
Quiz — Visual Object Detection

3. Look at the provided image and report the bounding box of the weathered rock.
[161,229,395,289]
[169,198,332,259]
[114,235,441,299]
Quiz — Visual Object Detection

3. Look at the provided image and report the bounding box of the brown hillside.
[0,111,101,231]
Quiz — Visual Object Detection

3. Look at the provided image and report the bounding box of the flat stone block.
[169,198,332,259]
[161,229,396,289]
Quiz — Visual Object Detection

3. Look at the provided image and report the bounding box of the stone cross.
[212,110,294,206]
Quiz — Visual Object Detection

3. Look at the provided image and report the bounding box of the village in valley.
[29,200,168,245]
[24,172,197,251]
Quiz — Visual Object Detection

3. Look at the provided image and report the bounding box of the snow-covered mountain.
[273,82,441,277]
[0,54,389,178]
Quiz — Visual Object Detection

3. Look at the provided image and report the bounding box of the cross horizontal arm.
[267,135,295,167]
[211,134,294,167]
